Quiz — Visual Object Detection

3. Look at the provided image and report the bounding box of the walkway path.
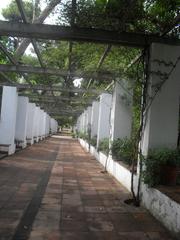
[0,136,175,240]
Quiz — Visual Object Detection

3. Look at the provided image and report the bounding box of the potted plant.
[143,148,180,187]
[159,148,180,185]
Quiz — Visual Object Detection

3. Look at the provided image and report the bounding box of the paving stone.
[0,136,176,240]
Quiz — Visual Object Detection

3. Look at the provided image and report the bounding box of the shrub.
[90,136,97,147]
[78,132,88,141]
[98,138,109,155]
[111,138,134,165]
[72,132,76,138]
[142,148,180,187]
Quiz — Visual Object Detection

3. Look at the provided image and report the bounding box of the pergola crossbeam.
[0,21,180,47]
[18,93,94,101]
[84,44,112,93]
[0,64,114,79]
[0,82,101,93]
[15,0,44,67]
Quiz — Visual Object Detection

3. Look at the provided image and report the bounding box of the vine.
[130,48,180,206]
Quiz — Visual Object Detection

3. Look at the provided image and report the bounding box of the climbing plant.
[0,0,179,130]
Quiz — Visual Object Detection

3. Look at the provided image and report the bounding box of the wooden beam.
[124,14,180,76]
[0,64,66,76]
[0,82,101,93]
[0,41,38,87]
[18,93,94,101]
[29,98,90,105]
[84,44,112,94]
[16,0,44,67]
[15,0,62,58]
[41,108,82,114]
[40,106,84,112]
[49,112,80,116]
[0,21,180,47]
[97,44,112,69]
[0,63,114,79]
[0,72,14,83]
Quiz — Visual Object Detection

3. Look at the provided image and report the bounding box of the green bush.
[111,138,134,165]
[90,136,97,147]
[72,132,76,138]
[78,132,88,141]
[142,148,180,187]
[98,138,109,155]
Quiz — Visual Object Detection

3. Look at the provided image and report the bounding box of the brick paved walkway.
[0,136,175,240]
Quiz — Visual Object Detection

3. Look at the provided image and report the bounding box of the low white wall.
[45,114,50,136]
[38,110,44,140]
[91,101,99,138]
[0,87,18,155]
[33,107,40,142]
[15,96,29,148]
[27,103,36,145]
[141,184,180,235]
[79,138,180,237]
[79,138,135,192]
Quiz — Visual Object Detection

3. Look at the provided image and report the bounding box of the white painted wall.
[82,111,86,133]
[87,106,92,125]
[42,111,46,138]
[111,81,133,141]
[38,109,44,140]
[26,103,36,145]
[84,110,88,133]
[79,138,180,237]
[15,96,29,148]
[76,117,81,133]
[45,113,50,136]
[86,106,92,135]
[81,113,84,132]
[91,101,99,138]
[78,43,180,237]
[141,43,180,155]
[97,93,112,148]
[0,87,18,154]
[33,106,40,142]
[50,118,58,134]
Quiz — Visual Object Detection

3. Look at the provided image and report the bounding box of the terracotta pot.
[161,165,178,186]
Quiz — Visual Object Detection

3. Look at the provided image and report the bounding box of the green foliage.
[90,136,97,147]
[71,132,76,138]
[72,42,106,72]
[98,138,109,155]
[1,0,179,128]
[142,148,180,187]
[41,41,69,69]
[111,138,134,165]
[60,0,180,35]
[2,0,38,22]
[145,0,180,33]
[54,116,76,127]
[78,132,88,141]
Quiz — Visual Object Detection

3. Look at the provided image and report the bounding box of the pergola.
[0,0,179,120]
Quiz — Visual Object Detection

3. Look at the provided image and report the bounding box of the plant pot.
[160,165,178,186]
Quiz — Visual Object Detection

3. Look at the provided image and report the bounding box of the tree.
[2,0,35,22]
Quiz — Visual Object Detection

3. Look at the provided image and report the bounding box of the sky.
[0,0,12,19]
[0,0,60,23]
